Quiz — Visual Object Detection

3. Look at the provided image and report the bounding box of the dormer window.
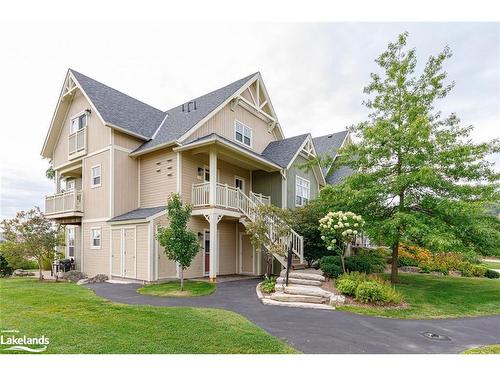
[234,121,252,147]
[70,113,87,134]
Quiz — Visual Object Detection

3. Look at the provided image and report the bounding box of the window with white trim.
[70,113,87,134]
[91,165,101,188]
[67,227,75,257]
[295,176,310,207]
[66,179,75,192]
[234,121,252,147]
[91,228,101,249]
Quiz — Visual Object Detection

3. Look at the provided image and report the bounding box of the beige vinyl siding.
[135,223,149,281]
[184,103,279,153]
[139,148,176,208]
[82,222,110,277]
[181,152,208,203]
[53,91,110,168]
[153,215,177,279]
[82,150,110,219]
[113,149,139,217]
[183,216,207,278]
[218,220,237,275]
[114,131,143,150]
[218,160,251,196]
[286,154,320,209]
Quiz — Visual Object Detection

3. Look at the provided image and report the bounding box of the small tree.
[319,211,365,272]
[156,194,200,291]
[1,207,62,280]
[245,205,291,276]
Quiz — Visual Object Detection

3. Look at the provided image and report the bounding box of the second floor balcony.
[68,127,87,159]
[45,190,83,224]
[192,182,270,211]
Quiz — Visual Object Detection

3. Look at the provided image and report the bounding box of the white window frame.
[90,227,102,249]
[234,176,245,191]
[295,175,310,207]
[91,164,101,188]
[67,227,75,258]
[66,179,76,192]
[70,112,87,135]
[234,120,253,148]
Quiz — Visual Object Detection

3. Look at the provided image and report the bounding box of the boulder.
[62,270,87,283]
[329,294,346,306]
[448,270,462,277]
[398,266,421,273]
[13,269,35,277]
[85,274,109,284]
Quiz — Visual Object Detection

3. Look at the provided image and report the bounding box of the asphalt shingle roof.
[132,73,259,154]
[312,130,351,185]
[108,206,166,222]
[261,133,309,168]
[70,69,166,139]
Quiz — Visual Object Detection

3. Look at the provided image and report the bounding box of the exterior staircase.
[260,269,345,309]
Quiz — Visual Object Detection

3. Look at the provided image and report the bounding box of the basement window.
[234,121,252,147]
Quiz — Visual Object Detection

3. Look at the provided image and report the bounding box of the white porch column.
[209,212,219,282]
[209,146,217,206]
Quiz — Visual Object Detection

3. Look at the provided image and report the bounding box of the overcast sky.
[0,21,498,220]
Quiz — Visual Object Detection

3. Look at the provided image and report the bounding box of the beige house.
[41,70,350,282]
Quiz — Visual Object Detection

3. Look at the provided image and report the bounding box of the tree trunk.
[265,250,273,277]
[390,241,399,284]
[180,267,184,291]
[37,258,43,281]
[340,244,346,273]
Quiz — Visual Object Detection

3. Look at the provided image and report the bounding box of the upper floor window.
[70,113,87,134]
[295,176,310,207]
[91,165,101,188]
[66,179,75,192]
[234,121,252,147]
[91,228,101,249]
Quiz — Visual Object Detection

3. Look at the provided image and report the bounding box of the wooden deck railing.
[45,190,83,215]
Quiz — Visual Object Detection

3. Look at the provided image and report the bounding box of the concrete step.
[280,270,325,282]
[292,263,307,270]
[284,285,332,298]
[261,297,335,310]
[276,277,322,286]
[270,292,326,304]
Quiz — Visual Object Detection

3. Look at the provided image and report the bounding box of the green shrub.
[260,276,276,294]
[485,269,500,279]
[336,278,358,296]
[355,281,385,303]
[320,255,340,267]
[397,256,419,267]
[335,271,367,295]
[471,265,487,278]
[345,250,387,274]
[0,253,13,277]
[321,263,343,278]
[458,262,474,277]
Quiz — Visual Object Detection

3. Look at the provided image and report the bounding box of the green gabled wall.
[251,170,282,207]
[286,154,320,209]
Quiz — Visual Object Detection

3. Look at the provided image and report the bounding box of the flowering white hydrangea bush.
[319,211,365,253]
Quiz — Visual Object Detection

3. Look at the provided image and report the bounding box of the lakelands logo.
[1,330,49,353]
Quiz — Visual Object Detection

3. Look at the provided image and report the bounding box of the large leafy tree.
[156,193,200,291]
[321,32,499,282]
[1,207,63,280]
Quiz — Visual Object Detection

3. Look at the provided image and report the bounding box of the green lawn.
[462,344,500,354]
[337,273,500,319]
[0,278,296,354]
[138,280,215,297]
[481,261,500,270]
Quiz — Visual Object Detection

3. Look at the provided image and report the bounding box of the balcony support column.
[209,146,217,206]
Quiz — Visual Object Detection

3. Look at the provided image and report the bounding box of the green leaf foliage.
[312,32,500,281]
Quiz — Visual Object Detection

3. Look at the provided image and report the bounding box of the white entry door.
[111,227,136,278]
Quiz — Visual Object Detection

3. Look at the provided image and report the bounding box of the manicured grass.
[481,261,500,270]
[337,273,500,319]
[138,280,216,297]
[462,344,500,354]
[0,278,296,354]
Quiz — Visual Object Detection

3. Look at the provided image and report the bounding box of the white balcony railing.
[45,190,83,215]
[192,182,271,210]
[68,127,86,156]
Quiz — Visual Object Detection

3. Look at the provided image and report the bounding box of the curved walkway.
[86,279,500,354]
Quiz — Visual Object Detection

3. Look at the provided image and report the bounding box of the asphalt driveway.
[86,278,500,354]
